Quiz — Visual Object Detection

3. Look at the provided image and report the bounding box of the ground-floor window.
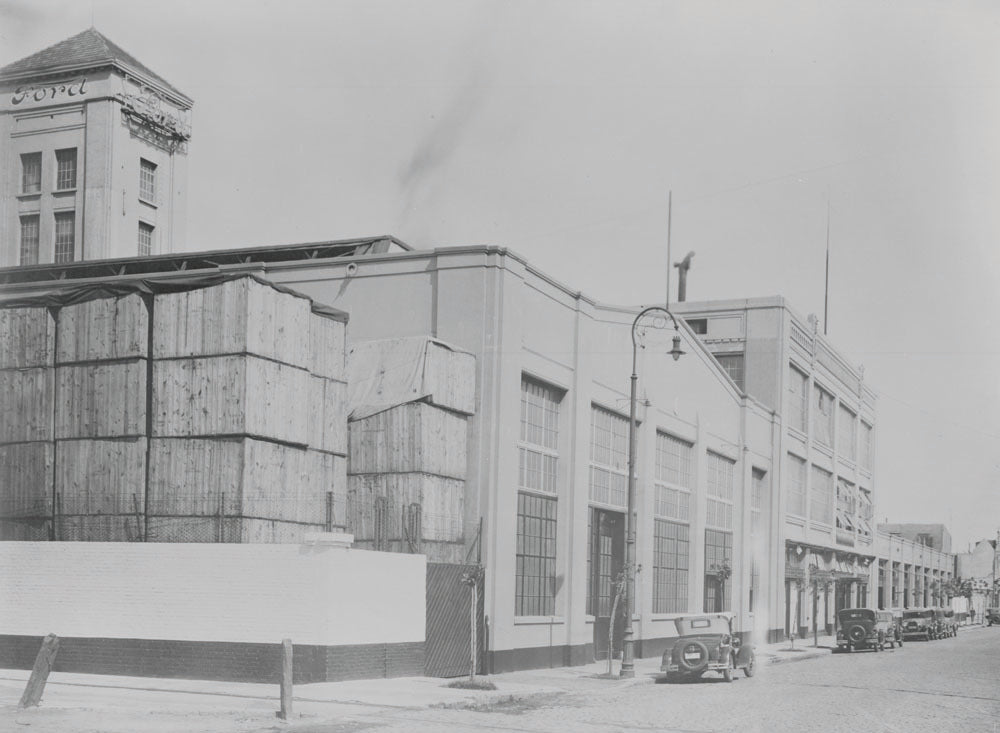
[515,492,557,616]
[653,519,689,613]
[703,529,732,612]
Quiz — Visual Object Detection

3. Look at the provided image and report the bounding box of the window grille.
[56,149,77,190]
[140,158,157,202]
[589,406,628,507]
[138,222,154,257]
[751,468,767,536]
[653,519,689,613]
[655,432,693,488]
[21,153,41,193]
[704,529,732,612]
[19,216,40,265]
[54,212,75,263]
[515,492,557,616]
[519,378,560,494]
[715,353,745,391]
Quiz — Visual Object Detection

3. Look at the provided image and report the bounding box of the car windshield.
[875,612,892,623]
[903,610,932,619]
[674,616,731,635]
[837,609,875,622]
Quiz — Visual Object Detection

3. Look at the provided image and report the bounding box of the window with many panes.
[653,519,689,613]
[21,152,42,194]
[860,422,873,471]
[55,149,77,190]
[812,384,834,446]
[589,406,628,507]
[810,465,833,524]
[138,222,154,257]
[786,453,807,517]
[516,378,561,616]
[838,404,857,461]
[139,158,157,202]
[787,364,808,432]
[53,211,75,263]
[705,451,734,530]
[19,215,40,265]
[704,529,732,612]
[715,353,745,391]
[751,468,767,537]
[654,432,692,520]
[515,492,557,616]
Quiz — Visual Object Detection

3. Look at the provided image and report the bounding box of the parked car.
[902,608,935,640]
[661,614,756,682]
[940,608,957,637]
[986,608,1000,626]
[836,608,885,652]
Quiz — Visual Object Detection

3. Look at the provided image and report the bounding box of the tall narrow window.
[19,215,40,265]
[812,384,834,446]
[589,406,628,508]
[653,519,689,613]
[788,364,808,432]
[654,432,693,520]
[53,212,75,263]
[810,465,833,524]
[55,148,77,190]
[860,422,873,471]
[139,158,157,202]
[21,153,42,194]
[138,222,154,257]
[704,529,733,612]
[516,377,561,616]
[705,451,735,531]
[838,405,857,461]
[786,453,807,517]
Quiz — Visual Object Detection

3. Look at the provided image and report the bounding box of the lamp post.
[620,306,685,679]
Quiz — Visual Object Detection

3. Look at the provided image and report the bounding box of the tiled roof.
[0,28,189,104]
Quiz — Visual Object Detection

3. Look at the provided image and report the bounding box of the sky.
[3,0,998,551]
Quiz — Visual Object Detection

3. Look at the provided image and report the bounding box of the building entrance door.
[589,508,624,661]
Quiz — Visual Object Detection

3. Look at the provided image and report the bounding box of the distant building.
[878,523,952,554]
[0,29,192,267]
[955,539,998,617]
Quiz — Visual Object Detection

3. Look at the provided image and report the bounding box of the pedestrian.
[969,608,975,625]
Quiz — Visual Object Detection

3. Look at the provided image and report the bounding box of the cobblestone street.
[281,626,999,733]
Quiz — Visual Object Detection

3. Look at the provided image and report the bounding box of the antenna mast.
[823,201,830,335]
[665,191,673,308]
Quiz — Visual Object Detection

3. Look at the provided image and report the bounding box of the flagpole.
[823,201,830,335]
[666,190,673,308]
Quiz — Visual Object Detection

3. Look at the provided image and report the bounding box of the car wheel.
[676,640,710,674]
[743,652,756,678]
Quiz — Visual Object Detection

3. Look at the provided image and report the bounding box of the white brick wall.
[0,542,424,646]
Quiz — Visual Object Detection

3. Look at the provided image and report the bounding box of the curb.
[763,649,831,665]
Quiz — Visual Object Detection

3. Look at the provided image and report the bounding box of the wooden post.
[19,633,59,709]
[277,638,293,720]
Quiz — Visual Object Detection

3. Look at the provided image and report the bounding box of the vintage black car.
[661,614,756,682]
[902,608,935,640]
[836,608,885,652]
[986,608,1000,626]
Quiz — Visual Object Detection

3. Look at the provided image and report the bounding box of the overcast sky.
[3,0,998,551]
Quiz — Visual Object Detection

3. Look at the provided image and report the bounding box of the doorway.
[589,508,624,660]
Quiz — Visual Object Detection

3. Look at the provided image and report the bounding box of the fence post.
[277,638,293,720]
[326,491,333,532]
[19,633,59,708]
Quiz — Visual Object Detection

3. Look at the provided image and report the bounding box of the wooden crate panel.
[153,355,309,444]
[0,368,53,443]
[308,376,348,455]
[152,277,311,366]
[309,314,346,381]
[55,362,147,439]
[0,306,55,369]
[0,442,54,517]
[59,514,141,542]
[57,294,148,363]
[347,473,464,543]
[241,440,320,524]
[55,438,147,514]
[348,402,467,479]
[423,342,476,415]
[148,438,243,516]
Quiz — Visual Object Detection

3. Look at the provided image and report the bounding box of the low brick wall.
[0,541,424,682]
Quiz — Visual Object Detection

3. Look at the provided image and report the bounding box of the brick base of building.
[0,635,424,683]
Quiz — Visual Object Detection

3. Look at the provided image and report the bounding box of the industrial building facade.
[0,29,192,268]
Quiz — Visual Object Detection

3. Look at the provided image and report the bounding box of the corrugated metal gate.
[425,563,485,677]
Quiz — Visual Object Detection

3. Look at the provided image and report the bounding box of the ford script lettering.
[11,78,88,105]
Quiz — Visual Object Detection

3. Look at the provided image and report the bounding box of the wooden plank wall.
[57,294,149,362]
[422,343,476,416]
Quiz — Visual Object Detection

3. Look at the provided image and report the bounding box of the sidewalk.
[0,633,839,719]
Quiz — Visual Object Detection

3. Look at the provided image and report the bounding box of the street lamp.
[620,306,685,679]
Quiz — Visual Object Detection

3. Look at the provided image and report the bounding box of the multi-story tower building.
[0,28,192,267]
